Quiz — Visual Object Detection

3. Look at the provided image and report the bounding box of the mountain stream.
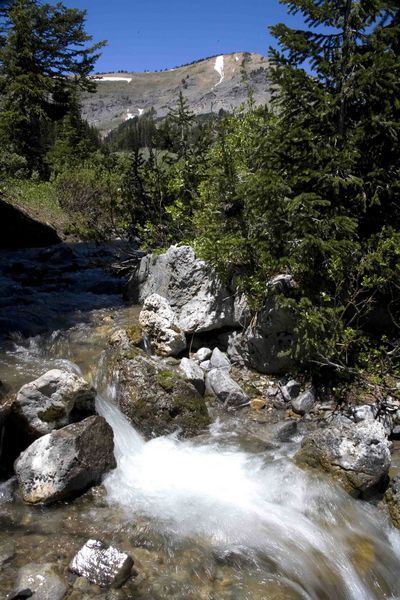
[1,243,400,600]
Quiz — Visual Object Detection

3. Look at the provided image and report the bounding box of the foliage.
[0,0,104,174]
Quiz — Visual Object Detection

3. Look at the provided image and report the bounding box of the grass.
[1,178,72,239]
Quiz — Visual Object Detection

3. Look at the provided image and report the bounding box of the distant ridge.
[80,52,271,135]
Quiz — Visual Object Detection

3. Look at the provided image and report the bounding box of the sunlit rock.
[128,245,250,333]
[295,420,391,496]
[70,539,133,588]
[206,369,249,407]
[139,294,186,357]
[12,369,96,439]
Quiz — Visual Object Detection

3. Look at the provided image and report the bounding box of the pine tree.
[0,0,104,174]
[260,0,400,368]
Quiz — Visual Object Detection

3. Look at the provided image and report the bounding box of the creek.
[1,243,400,600]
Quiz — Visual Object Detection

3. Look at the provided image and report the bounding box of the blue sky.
[55,0,305,73]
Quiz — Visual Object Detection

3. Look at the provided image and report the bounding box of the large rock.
[127,245,250,333]
[10,563,67,600]
[114,350,210,438]
[12,369,96,439]
[295,420,391,496]
[139,294,186,357]
[206,369,249,407]
[227,274,297,374]
[14,416,116,504]
[70,539,133,588]
[0,199,61,249]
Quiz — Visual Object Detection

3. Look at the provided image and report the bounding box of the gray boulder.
[210,347,231,371]
[114,350,210,439]
[15,416,116,504]
[295,420,391,496]
[179,358,205,395]
[206,369,249,407]
[227,274,297,374]
[139,294,186,357]
[127,245,249,333]
[12,369,96,439]
[291,389,316,415]
[10,563,67,600]
[70,539,133,588]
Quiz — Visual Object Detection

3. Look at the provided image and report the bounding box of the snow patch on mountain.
[214,55,224,87]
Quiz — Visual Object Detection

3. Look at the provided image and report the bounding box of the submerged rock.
[10,563,67,600]
[15,416,116,504]
[127,245,249,333]
[12,369,96,439]
[295,420,391,496]
[206,369,249,407]
[114,351,210,438]
[70,539,133,588]
[139,293,186,357]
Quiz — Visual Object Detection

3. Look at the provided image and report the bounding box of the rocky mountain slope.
[81,52,271,134]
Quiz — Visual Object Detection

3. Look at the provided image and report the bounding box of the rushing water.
[1,243,400,600]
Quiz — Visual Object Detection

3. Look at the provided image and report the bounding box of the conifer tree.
[260,0,400,368]
[0,0,104,174]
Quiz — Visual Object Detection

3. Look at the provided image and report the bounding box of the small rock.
[12,369,96,439]
[69,539,134,588]
[139,294,186,357]
[250,398,266,411]
[15,416,116,504]
[291,389,316,415]
[179,358,205,395]
[281,380,301,401]
[10,563,67,600]
[210,348,231,371]
[194,347,212,362]
[353,405,377,423]
[206,369,249,407]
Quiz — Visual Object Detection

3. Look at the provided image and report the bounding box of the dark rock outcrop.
[14,416,116,504]
[114,349,210,439]
[0,199,61,249]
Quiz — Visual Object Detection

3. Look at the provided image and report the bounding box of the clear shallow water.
[1,244,400,599]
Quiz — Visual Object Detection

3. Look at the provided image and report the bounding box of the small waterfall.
[96,376,400,600]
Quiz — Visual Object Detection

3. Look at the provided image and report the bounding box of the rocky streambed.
[1,242,400,600]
